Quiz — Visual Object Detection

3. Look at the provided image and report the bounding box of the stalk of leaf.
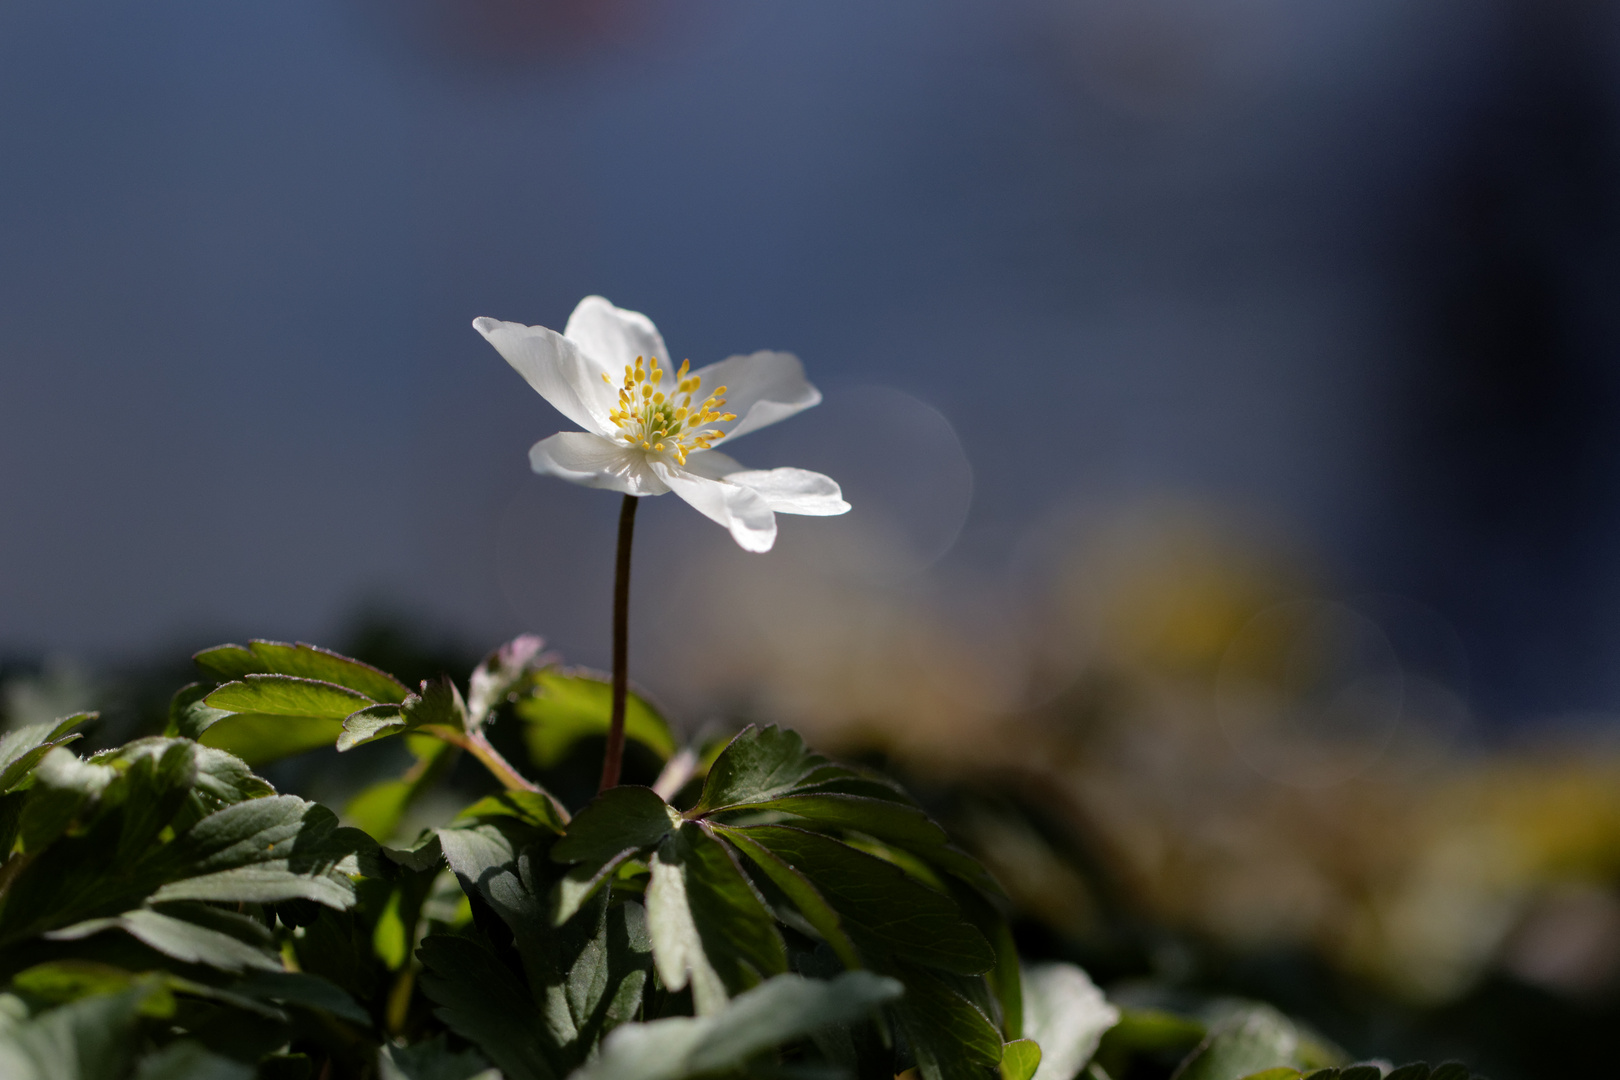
[600,493,638,791]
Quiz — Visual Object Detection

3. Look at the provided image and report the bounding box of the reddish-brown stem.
[600,493,639,791]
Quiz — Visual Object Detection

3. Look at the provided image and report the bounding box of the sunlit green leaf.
[0,714,90,795]
[193,641,408,703]
[569,971,902,1080]
[646,824,785,1015]
[515,670,675,767]
[46,909,280,974]
[205,676,375,720]
[691,726,834,813]
[1000,1040,1042,1080]
[1020,963,1117,1080]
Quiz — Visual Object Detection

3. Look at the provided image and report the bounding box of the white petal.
[676,449,747,481]
[688,350,821,442]
[726,468,850,516]
[530,432,670,496]
[474,317,617,436]
[563,295,671,372]
[652,462,778,552]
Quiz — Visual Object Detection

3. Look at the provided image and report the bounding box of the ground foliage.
[0,637,1491,1079]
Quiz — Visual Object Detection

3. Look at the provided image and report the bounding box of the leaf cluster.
[0,636,1494,1080]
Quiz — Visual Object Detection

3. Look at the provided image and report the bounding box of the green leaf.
[891,963,1005,1080]
[730,825,994,975]
[230,970,370,1026]
[437,821,547,938]
[734,793,949,848]
[1380,1068,1429,1080]
[133,1040,254,1080]
[646,824,786,1015]
[1174,1007,1323,1080]
[1001,1040,1042,1080]
[0,715,89,794]
[46,908,281,974]
[570,971,903,1080]
[714,825,862,969]
[196,716,344,766]
[346,739,454,842]
[1020,963,1117,1080]
[1427,1066,1471,1080]
[149,797,366,909]
[336,705,408,751]
[691,726,832,812]
[550,787,677,926]
[193,641,408,703]
[457,790,568,835]
[8,962,175,1017]
[417,934,558,1080]
[1237,1072,1302,1080]
[0,985,154,1080]
[380,1037,498,1080]
[515,670,675,767]
[205,676,375,720]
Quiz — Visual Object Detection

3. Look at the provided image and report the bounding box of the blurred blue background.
[4,0,1620,729]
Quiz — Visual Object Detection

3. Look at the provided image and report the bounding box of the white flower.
[474,296,850,552]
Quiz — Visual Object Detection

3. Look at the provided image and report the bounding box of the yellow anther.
[642,385,653,398]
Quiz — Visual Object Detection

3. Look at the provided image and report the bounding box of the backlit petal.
[530,432,669,496]
[726,468,850,516]
[652,462,778,552]
[687,350,820,441]
[474,317,616,436]
[563,295,671,371]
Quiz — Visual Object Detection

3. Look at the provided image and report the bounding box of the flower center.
[603,356,736,466]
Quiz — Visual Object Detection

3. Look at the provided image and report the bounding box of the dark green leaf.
[646,824,786,1015]
[712,825,861,969]
[1020,963,1117,1079]
[1427,1066,1471,1080]
[193,641,408,703]
[733,793,948,848]
[0,714,89,794]
[1000,1040,1041,1080]
[231,970,370,1026]
[892,962,1004,1080]
[691,726,831,813]
[336,704,408,751]
[516,670,675,767]
[0,985,154,1080]
[549,786,676,925]
[1338,1069,1383,1080]
[46,908,281,973]
[570,971,902,1080]
[455,790,567,835]
[150,797,365,909]
[379,1037,498,1080]
[132,1040,254,1080]
[732,825,994,975]
[417,934,558,1080]
[1382,1065,1431,1080]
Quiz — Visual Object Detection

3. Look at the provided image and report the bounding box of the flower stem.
[600,493,639,791]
